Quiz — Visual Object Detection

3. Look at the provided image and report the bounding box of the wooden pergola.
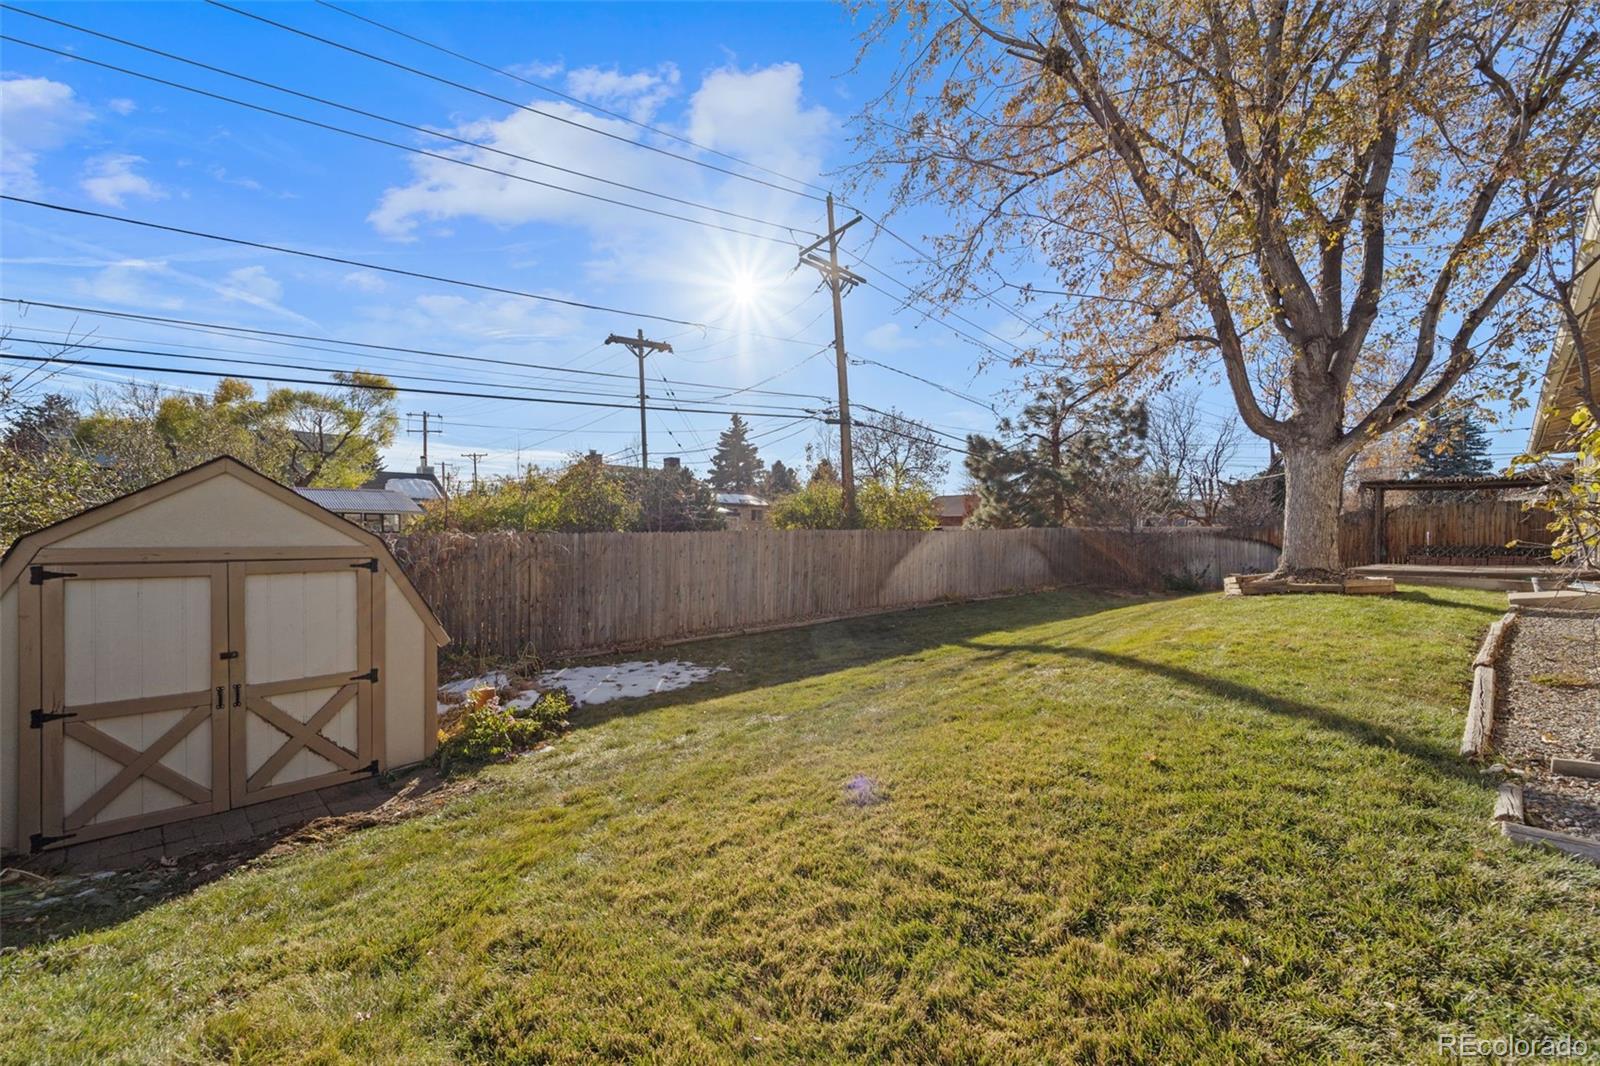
[1359,475,1547,564]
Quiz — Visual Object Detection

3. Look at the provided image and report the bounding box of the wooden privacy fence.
[391,528,1280,658]
[1239,500,1553,567]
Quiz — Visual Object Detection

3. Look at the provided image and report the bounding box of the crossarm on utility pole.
[603,329,675,506]
[799,193,865,522]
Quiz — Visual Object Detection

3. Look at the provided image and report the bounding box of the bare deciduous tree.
[851,406,950,487]
[1147,392,1243,525]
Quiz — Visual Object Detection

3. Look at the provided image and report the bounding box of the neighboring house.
[365,466,447,505]
[294,486,423,533]
[715,492,769,531]
[933,493,977,528]
[1529,180,1599,455]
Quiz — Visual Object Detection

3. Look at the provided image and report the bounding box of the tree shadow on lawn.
[564,585,1487,792]
[1392,587,1508,616]
[564,587,1148,732]
[951,637,1482,787]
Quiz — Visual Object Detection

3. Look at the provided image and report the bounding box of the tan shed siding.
[54,477,362,549]
[383,575,427,767]
[1,586,16,852]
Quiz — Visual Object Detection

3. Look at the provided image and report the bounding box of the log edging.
[1459,610,1517,759]
[1472,617,1600,866]
[1491,782,1600,866]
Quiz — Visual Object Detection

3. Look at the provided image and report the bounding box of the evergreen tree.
[708,414,765,492]
[635,465,722,531]
[764,460,800,497]
[1410,408,1494,479]
[965,391,1151,527]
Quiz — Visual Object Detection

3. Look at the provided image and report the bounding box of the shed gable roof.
[0,456,447,644]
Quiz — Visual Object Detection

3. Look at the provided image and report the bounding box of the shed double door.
[31,558,377,848]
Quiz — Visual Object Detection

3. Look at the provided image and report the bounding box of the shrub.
[436,685,571,772]
[1513,405,1600,578]
[769,480,845,528]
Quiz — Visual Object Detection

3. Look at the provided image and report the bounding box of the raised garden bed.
[1224,572,1395,596]
[1485,608,1600,864]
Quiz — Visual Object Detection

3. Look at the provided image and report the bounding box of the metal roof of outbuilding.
[293,487,423,514]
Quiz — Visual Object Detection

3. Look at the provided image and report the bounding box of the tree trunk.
[1277,445,1345,576]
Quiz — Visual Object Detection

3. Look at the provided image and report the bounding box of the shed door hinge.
[30,831,75,852]
[353,759,379,776]
[350,558,379,572]
[30,566,76,585]
[29,708,75,729]
[350,667,379,684]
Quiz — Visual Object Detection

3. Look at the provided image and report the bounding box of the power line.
[204,0,826,202]
[0,351,829,421]
[1,334,823,415]
[0,31,809,248]
[3,195,701,327]
[0,204,839,351]
[855,267,1030,361]
[705,344,833,401]
[850,356,997,413]
[3,23,1038,391]
[7,7,1056,388]
[2,8,814,238]
[314,0,833,198]
[1,299,834,402]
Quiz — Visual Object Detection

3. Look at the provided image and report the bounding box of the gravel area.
[1493,610,1600,841]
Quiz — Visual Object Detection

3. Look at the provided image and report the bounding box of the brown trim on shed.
[16,581,42,847]
[0,456,448,647]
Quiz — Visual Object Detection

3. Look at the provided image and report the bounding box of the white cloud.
[368,100,660,239]
[0,76,92,195]
[565,63,680,122]
[341,269,386,293]
[107,98,137,116]
[219,265,283,305]
[80,154,164,207]
[366,62,831,254]
[686,63,831,172]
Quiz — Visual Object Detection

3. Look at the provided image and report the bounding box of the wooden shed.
[0,457,448,856]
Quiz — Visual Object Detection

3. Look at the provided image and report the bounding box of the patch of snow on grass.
[439,661,726,711]
[540,660,729,706]
[438,672,510,698]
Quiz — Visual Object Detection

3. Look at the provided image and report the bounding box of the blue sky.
[0,2,1535,490]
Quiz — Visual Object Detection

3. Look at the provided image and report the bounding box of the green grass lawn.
[4,588,1598,1063]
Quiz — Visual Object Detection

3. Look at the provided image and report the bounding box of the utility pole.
[603,328,674,477]
[798,194,865,521]
[462,451,487,491]
[407,411,443,471]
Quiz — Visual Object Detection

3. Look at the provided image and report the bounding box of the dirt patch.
[1493,610,1600,841]
[1,769,476,949]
